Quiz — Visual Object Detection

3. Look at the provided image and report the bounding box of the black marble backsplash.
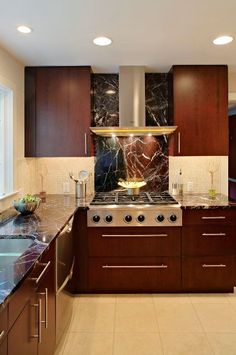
[92,74,119,127]
[145,73,169,126]
[93,73,169,192]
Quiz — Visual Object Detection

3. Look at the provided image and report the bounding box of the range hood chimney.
[90,66,177,137]
[119,66,145,127]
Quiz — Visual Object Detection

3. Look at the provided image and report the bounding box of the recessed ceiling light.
[213,35,233,45]
[17,25,32,34]
[93,36,112,46]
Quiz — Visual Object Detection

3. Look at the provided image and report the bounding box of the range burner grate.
[90,191,178,205]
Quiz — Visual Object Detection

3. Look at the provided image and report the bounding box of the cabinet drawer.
[88,257,181,292]
[88,227,181,257]
[182,256,236,292]
[0,306,8,344]
[182,226,236,256]
[8,277,34,329]
[183,209,235,226]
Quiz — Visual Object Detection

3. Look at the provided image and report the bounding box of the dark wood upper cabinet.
[169,65,228,156]
[25,66,92,157]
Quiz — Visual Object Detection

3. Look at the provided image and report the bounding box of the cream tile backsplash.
[34,157,95,196]
[169,156,228,195]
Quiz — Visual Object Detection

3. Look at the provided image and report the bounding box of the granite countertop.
[0,194,89,309]
[175,193,236,209]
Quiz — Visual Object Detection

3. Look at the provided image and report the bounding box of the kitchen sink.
[0,235,35,268]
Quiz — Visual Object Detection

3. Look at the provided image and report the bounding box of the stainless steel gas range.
[87,191,182,227]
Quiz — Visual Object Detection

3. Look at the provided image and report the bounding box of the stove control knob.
[124,215,132,223]
[156,214,165,222]
[105,215,113,223]
[169,214,177,222]
[92,215,100,223]
[137,214,145,223]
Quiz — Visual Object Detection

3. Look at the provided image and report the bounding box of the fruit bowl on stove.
[13,194,41,215]
[118,178,147,196]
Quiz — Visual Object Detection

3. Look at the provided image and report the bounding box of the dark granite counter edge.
[180,204,236,210]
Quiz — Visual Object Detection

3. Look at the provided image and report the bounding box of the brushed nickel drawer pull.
[102,234,168,238]
[38,288,48,329]
[102,264,168,269]
[84,133,88,155]
[31,299,42,343]
[201,216,226,220]
[202,233,226,237]
[202,264,226,268]
[29,261,51,285]
[0,330,5,340]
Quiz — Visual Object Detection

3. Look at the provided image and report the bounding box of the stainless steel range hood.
[90,66,177,137]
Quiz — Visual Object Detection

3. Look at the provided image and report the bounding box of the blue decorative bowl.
[13,200,41,215]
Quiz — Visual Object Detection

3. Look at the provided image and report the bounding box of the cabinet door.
[170,65,228,156]
[0,337,7,355]
[25,66,92,157]
[8,300,38,355]
[37,264,56,355]
[38,242,56,355]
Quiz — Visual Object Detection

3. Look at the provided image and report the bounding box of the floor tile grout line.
[152,299,165,355]
[112,295,117,355]
[190,300,216,354]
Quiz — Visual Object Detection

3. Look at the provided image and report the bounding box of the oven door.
[56,217,74,345]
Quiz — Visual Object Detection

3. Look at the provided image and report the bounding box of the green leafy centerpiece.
[13,194,41,215]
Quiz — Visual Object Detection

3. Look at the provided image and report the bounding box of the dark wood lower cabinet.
[72,209,236,294]
[0,337,7,355]
[37,243,56,355]
[8,300,38,355]
[182,256,236,292]
[88,257,181,292]
[6,241,56,355]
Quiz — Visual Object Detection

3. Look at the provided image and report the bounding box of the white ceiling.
[0,0,236,73]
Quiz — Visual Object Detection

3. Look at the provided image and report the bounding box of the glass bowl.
[13,199,41,215]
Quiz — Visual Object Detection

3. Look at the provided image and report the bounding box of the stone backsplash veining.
[93,73,169,192]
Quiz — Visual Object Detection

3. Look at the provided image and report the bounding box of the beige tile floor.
[54,292,236,355]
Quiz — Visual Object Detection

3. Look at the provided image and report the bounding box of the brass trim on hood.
[90,126,177,137]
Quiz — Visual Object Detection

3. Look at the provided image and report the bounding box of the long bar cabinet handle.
[29,261,51,285]
[84,133,88,155]
[102,234,168,238]
[38,288,48,328]
[202,233,226,237]
[0,330,5,340]
[31,299,42,343]
[102,265,168,269]
[178,132,181,154]
[201,216,226,220]
[202,264,226,268]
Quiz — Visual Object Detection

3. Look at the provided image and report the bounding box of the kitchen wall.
[0,46,36,212]
[169,156,228,195]
[34,157,95,196]
[94,73,169,192]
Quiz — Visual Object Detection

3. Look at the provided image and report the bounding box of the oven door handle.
[102,264,168,269]
[102,234,168,238]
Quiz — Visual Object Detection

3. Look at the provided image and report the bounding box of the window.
[0,84,13,197]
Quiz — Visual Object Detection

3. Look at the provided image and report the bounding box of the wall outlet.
[62,181,70,193]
